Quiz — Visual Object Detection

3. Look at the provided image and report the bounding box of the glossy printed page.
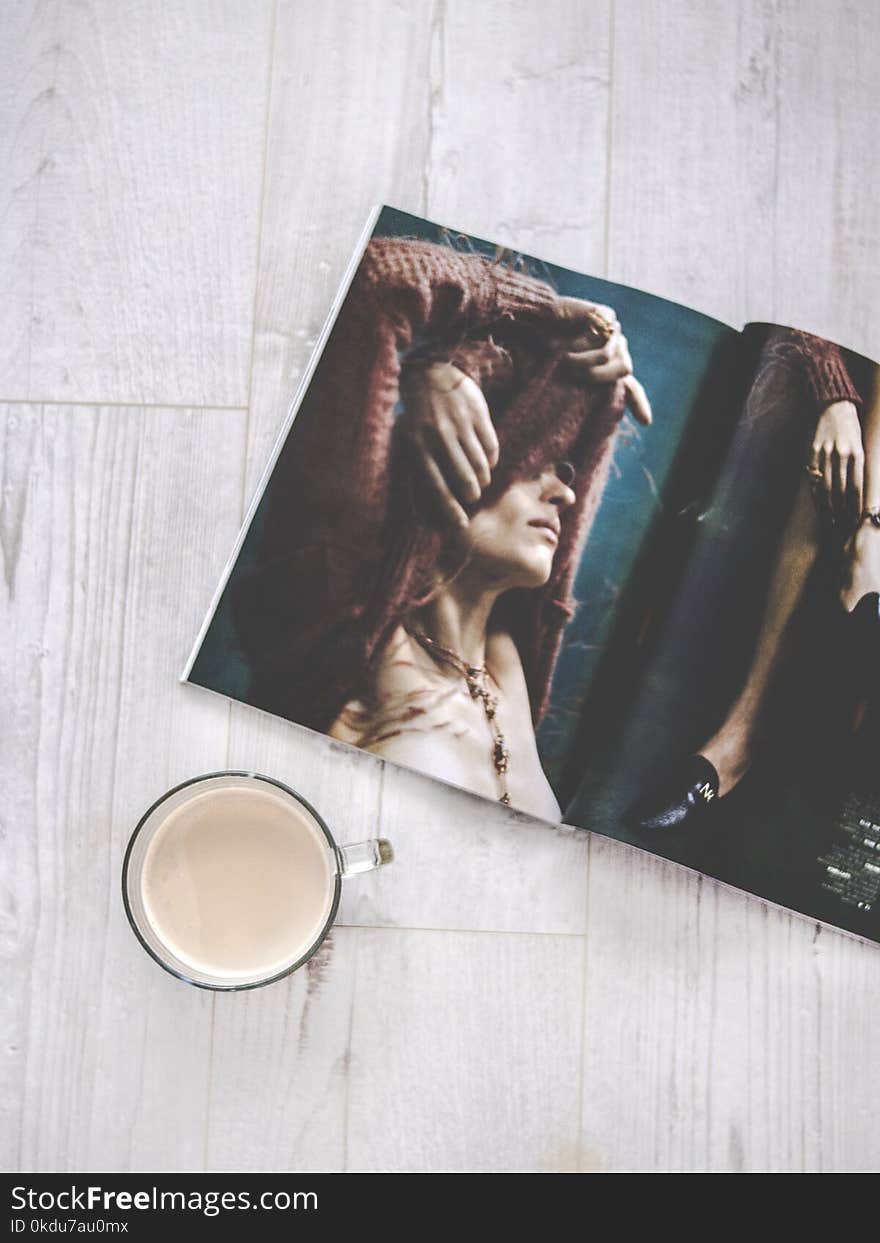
[571,319,880,944]
[186,207,738,828]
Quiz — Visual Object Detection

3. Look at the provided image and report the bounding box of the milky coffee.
[140,783,335,981]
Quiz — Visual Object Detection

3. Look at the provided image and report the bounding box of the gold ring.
[587,310,616,345]
[806,465,823,479]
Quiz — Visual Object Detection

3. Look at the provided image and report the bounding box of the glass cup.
[122,771,392,990]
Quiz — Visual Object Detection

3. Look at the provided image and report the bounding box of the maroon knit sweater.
[235,246,860,738]
[761,327,861,415]
[236,236,625,732]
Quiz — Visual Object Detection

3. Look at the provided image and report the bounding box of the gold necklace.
[410,630,511,805]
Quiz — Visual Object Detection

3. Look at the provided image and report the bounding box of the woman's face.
[455,464,577,590]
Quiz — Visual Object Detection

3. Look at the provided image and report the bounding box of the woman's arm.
[354,236,559,347]
[263,238,579,559]
[280,237,566,528]
[397,318,651,526]
[840,365,880,610]
[787,330,865,518]
[299,233,651,524]
[787,329,862,413]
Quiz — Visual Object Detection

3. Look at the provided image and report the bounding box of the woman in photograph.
[235,234,652,819]
[628,330,880,832]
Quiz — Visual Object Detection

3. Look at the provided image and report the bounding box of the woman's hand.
[810,400,864,518]
[400,303,653,526]
[550,297,653,427]
[400,361,499,529]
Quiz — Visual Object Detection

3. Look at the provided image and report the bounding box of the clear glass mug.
[122,771,392,991]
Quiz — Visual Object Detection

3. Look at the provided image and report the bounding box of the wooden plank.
[344,927,587,1172]
[203,929,357,1174]
[243,0,435,497]
[606,0,780,323]
[85,969,215,1173]
[2,404,244,1170]
[0,0,273,405]
[581,840,880,1171]
[424,0,612,275]
[0,403,42,1171]
[811,924,880,1172]
[366,762,589,934]
[0,5,38,397]
[773,0,880,359]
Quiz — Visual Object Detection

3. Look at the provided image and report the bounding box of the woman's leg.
[700,476,822,793]
[703,367,880,792]
[841,368,880,611]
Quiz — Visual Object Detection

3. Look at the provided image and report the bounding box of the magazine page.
[568,322,880,943]
[184,205,738,825]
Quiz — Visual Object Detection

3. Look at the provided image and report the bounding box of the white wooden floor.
[3,0,879,1174]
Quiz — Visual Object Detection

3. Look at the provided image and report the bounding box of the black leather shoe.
[848,591,880,632]
[626,755,720,832]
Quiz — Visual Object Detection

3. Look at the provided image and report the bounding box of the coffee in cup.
[122,772,391,989]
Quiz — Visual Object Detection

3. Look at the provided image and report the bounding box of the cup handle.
[338,838,393,878]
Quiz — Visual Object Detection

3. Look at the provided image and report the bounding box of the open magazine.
[184,205,880,945]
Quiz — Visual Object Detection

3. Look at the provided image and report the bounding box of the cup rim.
[121,770,343,991]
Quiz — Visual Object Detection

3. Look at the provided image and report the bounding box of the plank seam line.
[238,0,279,522]
[0,399,249,412]
[332,923,586,939]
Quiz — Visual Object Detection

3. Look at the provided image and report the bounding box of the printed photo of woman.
[628,330,880,831]
[230,234,652,818]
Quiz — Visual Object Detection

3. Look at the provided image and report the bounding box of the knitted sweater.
[759,327,861,415]
[234,236,625,732]
[232,242,860,738]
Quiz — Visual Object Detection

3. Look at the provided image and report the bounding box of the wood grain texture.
[773,0,880,359]
[242,0,434,498]
[0,0,272,405]
[607,0,880,355]
[363,761,589,934]
[203,930,357,1174]
[581,838,880,1172]
[3,0,880,1176]
[2,404,244,1171]
[607,0,780,323]
[423,0,612,274]
[344,927,587,1173]
[587,0,880,1173]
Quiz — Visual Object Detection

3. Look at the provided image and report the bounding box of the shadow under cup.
[122,772,392,991]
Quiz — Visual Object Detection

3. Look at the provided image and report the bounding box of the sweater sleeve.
[248,237,562,619]
[289,237,561,518]
[239,236,562,731]
[354,236,559,349]
[785,329,862,412]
